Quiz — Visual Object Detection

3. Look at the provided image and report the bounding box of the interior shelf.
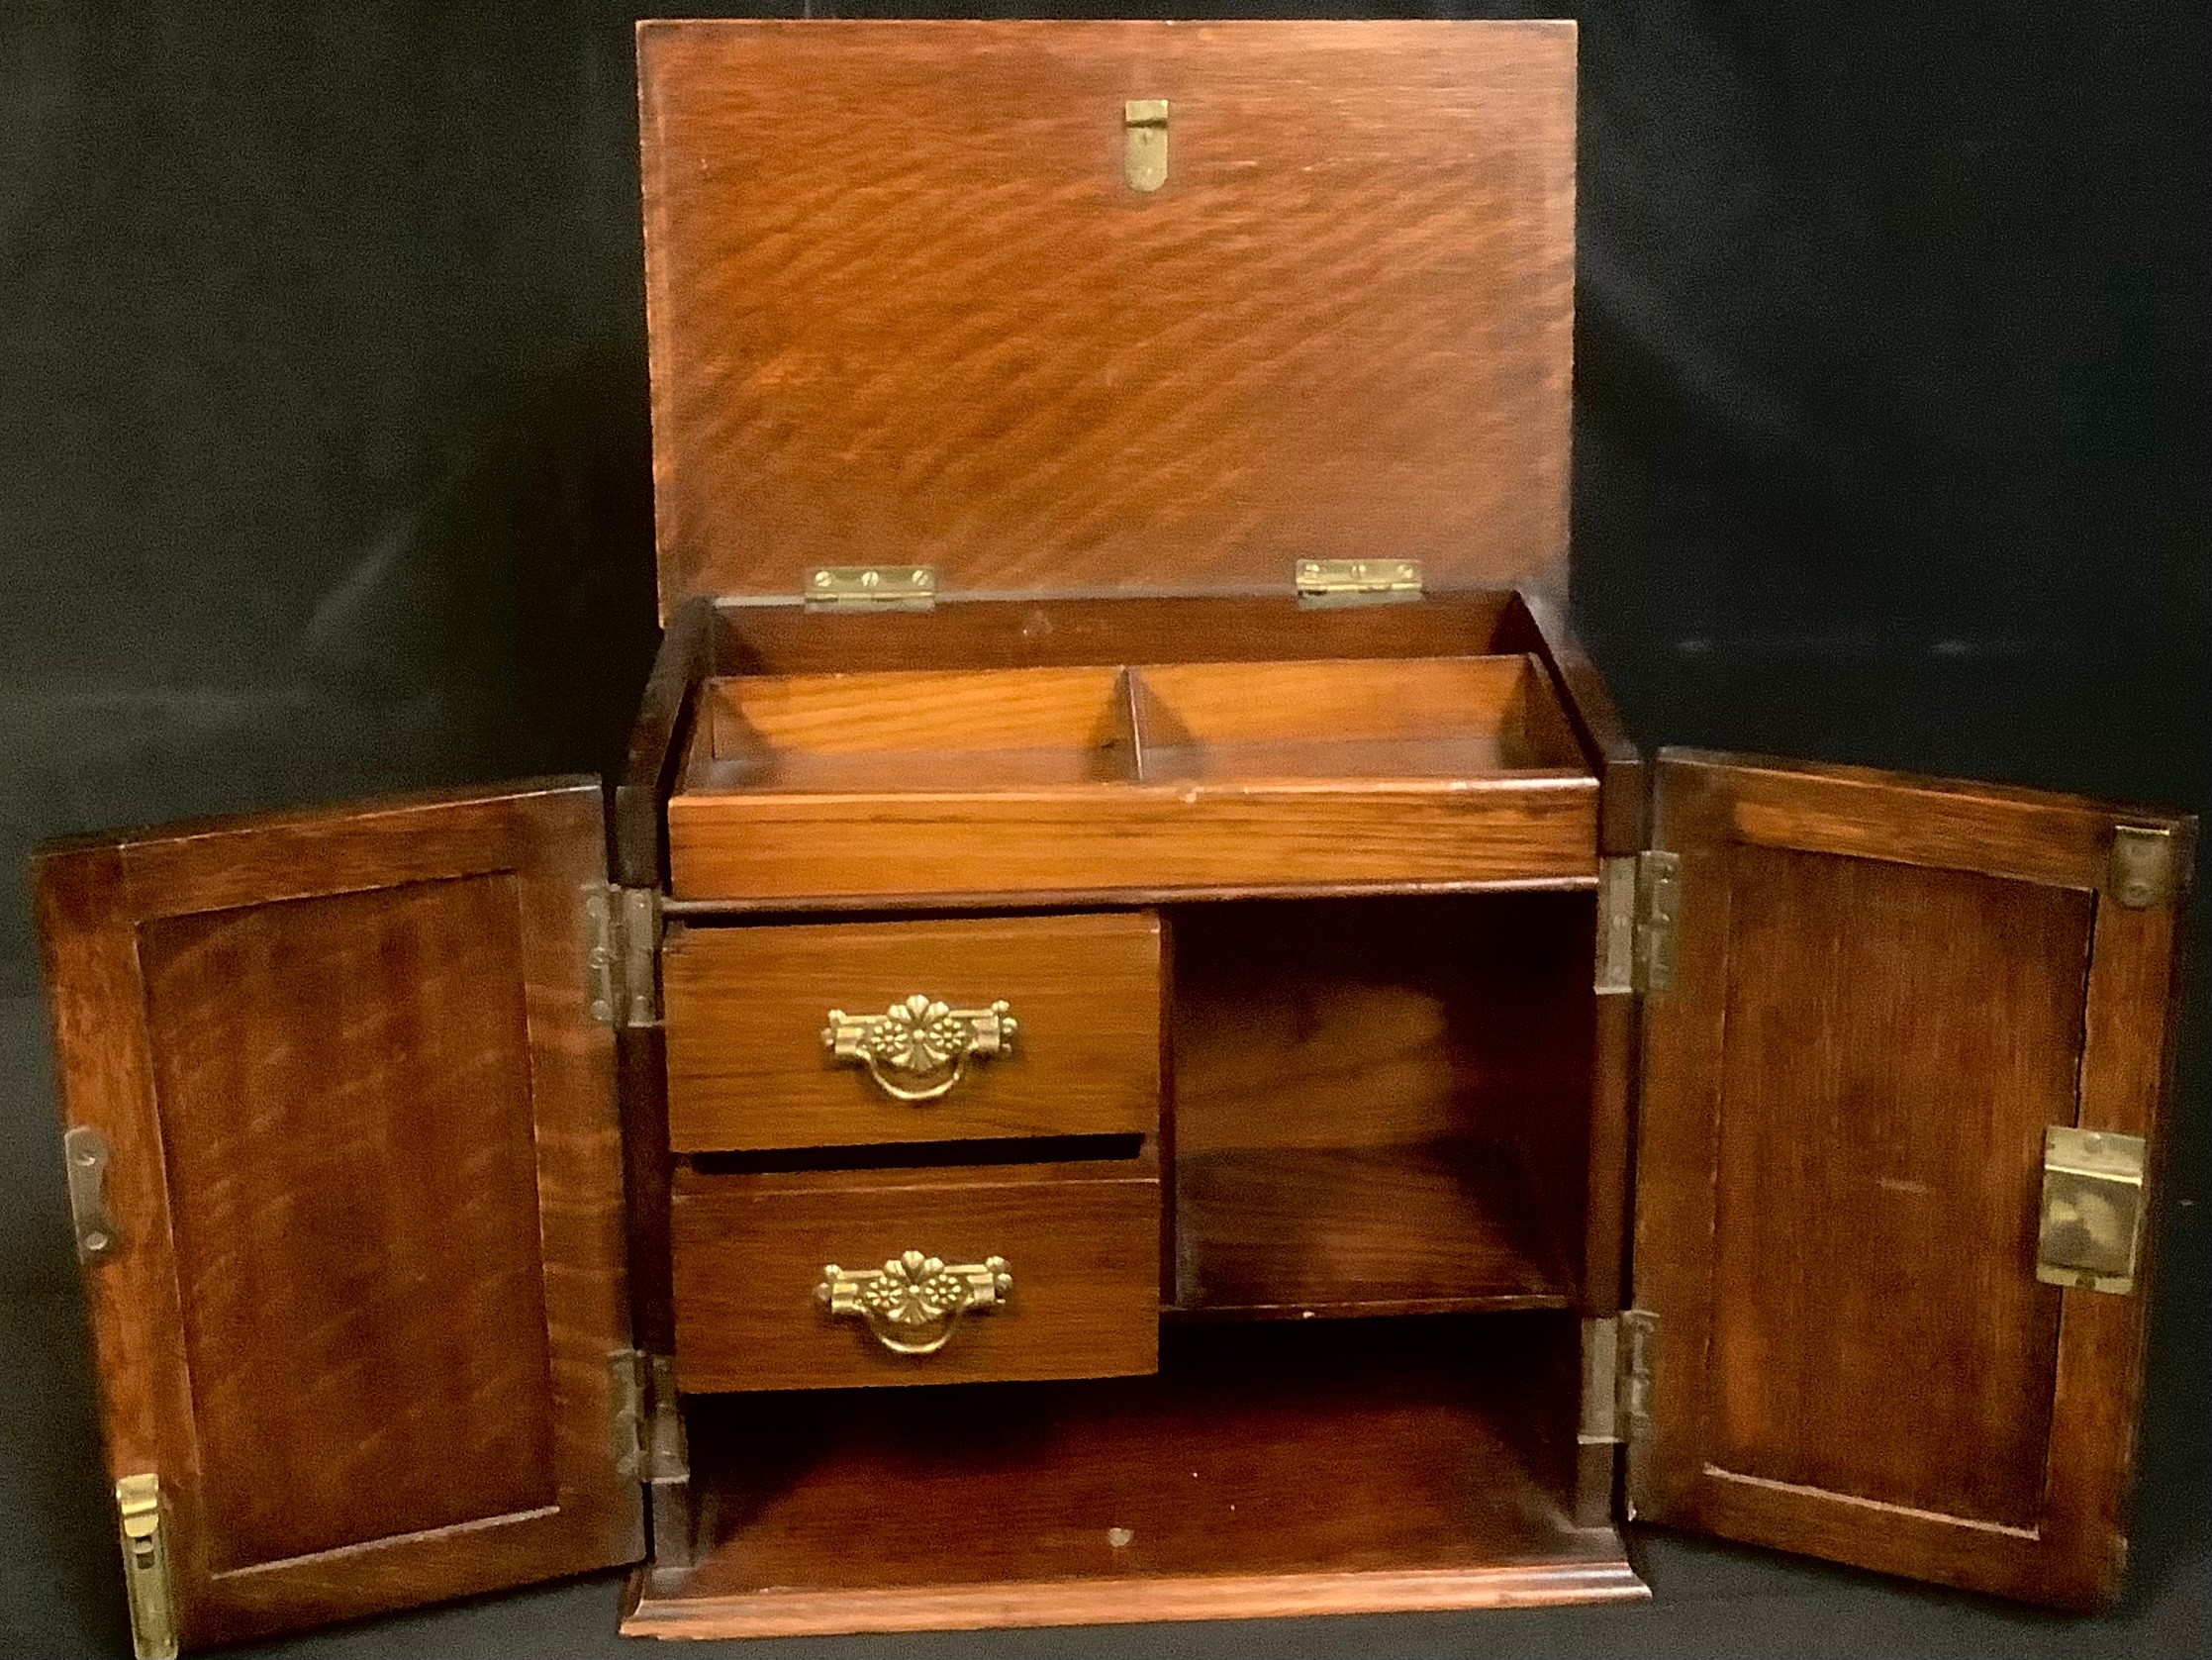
[628,1316,1636,1637]
[1175,1138,1574,1318]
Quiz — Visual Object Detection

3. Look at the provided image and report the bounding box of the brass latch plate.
[2037,1125,2148,1294]
[116,1473,177,1660]
[1295,558,1424,609]
[1124,99,1169,191]
[805,566,937,612]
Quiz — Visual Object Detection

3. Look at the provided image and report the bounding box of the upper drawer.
[662,912,1162,1152]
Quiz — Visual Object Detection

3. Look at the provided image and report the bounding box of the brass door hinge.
[584,885,660,1028]
[1595,850,1683,996]
[805,566,937,613]
[115,1473,177,1660]
[610,1350,689,1487]
[1295,558,1424,608]
[64,1124,122,1263]
[1616,1309,1658,1517]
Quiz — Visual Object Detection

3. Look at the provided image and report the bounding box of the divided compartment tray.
[667,655,1600,902]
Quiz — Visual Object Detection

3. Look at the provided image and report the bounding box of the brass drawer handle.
[817,1251,1013,1355]
[821,995,1018,1103]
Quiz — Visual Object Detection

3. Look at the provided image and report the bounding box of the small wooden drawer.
[670,1158,1161,1392]
[662,912,1161,1152]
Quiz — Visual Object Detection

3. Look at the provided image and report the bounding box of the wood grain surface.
[662,912,1161,1151]
[627,1317,1639,1636]
[670,1158,1160,1392]
[32,780,640,1650]
[1630,749,2195,1608]
[638,19,1576,612]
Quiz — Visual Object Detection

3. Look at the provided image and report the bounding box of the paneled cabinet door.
[35,779,642,1656]
[1630,749,2192,1608]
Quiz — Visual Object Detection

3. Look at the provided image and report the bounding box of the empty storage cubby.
[1169,892,1598,1317]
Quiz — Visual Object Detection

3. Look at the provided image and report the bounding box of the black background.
[2,3,2206,1655]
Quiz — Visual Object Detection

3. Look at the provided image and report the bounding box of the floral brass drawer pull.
[817,1251,1013,1355]
[821,995,1018,1103]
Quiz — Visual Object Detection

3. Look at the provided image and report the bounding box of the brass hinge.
[64,1124,122,1263]
[1295,558,1424,609]
[610,1350,689,1487]
[1617,1309,1657,1446]
[584,885,660,1028]
[115,1474,177,1660]
[1595,850,1683,996]
[805,566,937,612]
[1579,1316,1621,1447]
[1615,1309,1659,1521]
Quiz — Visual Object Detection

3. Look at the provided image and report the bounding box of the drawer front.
[662,912,1161,1152]
[671,1161,1160,1392]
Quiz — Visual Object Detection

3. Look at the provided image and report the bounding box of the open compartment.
[660,596,1608,905]
[1170,892,1597,1318]
[1131,655,1586,783]
[626,1314,1638,1636]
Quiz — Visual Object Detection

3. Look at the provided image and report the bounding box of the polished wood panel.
[1708,845,2082,1527]
[32,781,640,1650]
[670,1158,1160,1392]
[662,912,1161,1151]
[638,20,1576,613]
[670,774,1596,903]
[1171,895,1594,1314]
[626,1318,1640,1636]
[141,876,560,1568]
[1632,750,2195,1608]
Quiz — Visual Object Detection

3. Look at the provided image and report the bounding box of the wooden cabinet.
[30,18,2196,1657]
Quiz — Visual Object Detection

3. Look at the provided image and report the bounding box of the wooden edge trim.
[1498,591,1647,856]
[623,1555,1647,1638]
[616,596,718,888]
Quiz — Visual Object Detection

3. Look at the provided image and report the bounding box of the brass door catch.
[822,995,1017,1103]
[2108,825,2180,909]
[1124,99,1169,191]
[2037,1125,2149,1294]
[818,1251,1013,1354]
[65,1124,121,1263]
[115,1474,177,1660]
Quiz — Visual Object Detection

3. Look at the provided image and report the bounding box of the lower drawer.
[671,1158,1160,1393]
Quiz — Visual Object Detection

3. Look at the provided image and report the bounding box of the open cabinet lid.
[637,18,1577,618]
[34,780,643,1656]
[1626,750,2194,1609]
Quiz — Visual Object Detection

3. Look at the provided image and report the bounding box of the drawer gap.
[688,1132,1147,1177]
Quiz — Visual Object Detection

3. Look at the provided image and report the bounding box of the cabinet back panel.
[1706,845,2083,1529]
[140,876,557,1569]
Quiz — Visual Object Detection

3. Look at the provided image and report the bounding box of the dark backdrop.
[2,3,2207,1656]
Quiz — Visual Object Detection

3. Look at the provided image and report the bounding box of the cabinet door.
[1630,749,2192,1608]
[34,780,642,1656]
